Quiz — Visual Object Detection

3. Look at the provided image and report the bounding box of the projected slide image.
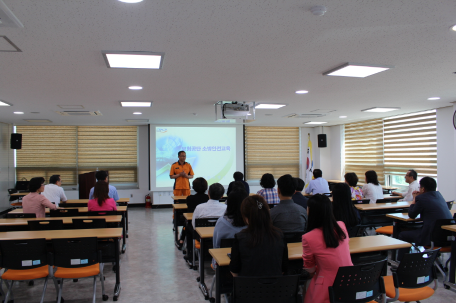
[155,127,236,188]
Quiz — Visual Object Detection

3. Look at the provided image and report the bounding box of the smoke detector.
[310,6,327,16]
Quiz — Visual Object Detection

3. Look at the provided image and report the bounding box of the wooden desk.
[0,228,123,300]
[10,192,29,197]
[183,213,193,221]
[355,202,411,211]
[172,204,188,210]
[327,180,397,192]
[195,226,216,299]
[0,215,122,227]
[172,203,188,245]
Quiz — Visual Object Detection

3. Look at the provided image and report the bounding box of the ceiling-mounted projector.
[223,102,250,117]
[214,101,256,123]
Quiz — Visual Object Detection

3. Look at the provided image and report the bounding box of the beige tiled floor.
[5,208,456,302]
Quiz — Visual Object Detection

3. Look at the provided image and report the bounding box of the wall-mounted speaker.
[318,134,327,148]
[10,133,22,149]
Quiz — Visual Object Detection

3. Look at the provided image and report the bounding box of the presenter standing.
[170,151,194,196]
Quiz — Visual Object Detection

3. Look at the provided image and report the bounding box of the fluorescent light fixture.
[128,86,143,90]
[13,112,24,114]
[304,121,327,125]
[0,100,12,106]
[102,51,164,69]
[118,0,143,3]
[295,90,308,94]
[451,25,456,31]
[339,116,347,118]
[427,97,440,100]
[126,119,149,122]
[120,101,152,107]
[133,112,142,115]
[58,105,84,109]
[24,119,52,123]
[255,104,286,109]
[323,63,392,78]
[361,107,400,113]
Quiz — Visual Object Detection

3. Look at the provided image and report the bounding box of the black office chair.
[329,260,387,303]
[7,213,36,218]
[446,200,454,210]
[232,275,300,303]
[28,220,64,231]
[193,217,219,270]
[72,218,107,229]
[50,209,79,217]
[86,211,119,216]
[283,231,305,244]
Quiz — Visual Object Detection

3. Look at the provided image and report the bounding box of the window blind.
[344,119,385,184]
[245,126,300,180]
[383,110,437,177]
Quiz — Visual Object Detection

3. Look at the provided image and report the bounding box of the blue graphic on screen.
[155,127,236,187]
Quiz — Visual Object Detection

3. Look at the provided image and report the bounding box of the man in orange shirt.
[170,151,194,196]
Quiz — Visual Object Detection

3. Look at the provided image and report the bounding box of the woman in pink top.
[302,194,353,303]
[22,177,58,218]
[88,181,117,211]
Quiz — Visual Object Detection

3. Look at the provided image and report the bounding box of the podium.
[78,171,96,199]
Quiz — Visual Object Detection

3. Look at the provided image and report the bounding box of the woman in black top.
[331,183,360,236]
[230,195,288,276]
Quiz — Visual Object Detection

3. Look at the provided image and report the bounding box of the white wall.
[437,106,456,201]
[0,122,14,206]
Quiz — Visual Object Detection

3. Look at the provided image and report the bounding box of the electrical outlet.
[131,194,133,198]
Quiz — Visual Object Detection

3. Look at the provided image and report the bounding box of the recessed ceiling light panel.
[13,112,23,114]
[58,105,84,109]
[361,107,400,113]
[128,86,143,90]
[0,100,12,106]
[133,112,142,115]
[427,97,440,100]
[323,63,392,78]
[339,116,347,118]
[24,119,52,123]
[304,121,327,125]
[451,25,456,32]
[118,0,143,3]
[103,51,164,69]
[120,101,152,107]
[295,90,308,94]
[255,104,286,109]
[126,119,149,123]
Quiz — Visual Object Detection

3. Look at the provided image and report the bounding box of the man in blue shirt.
[89,171,119,201]
[304,169,330,195]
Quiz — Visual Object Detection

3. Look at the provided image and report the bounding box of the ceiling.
[0,0,455,127]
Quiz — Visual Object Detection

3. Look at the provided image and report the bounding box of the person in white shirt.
[192,183,227,228]
[304,169,330,195]
[42,175,67,207]
[362,170,384,204]
[391,170,420,202]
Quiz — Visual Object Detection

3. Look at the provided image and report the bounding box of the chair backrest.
[50,208,79,217]
[430,219,456,247]
[72,218,107,229]
[375,198,400,203]
[353,199,370,204]
[220,238,234,248]
[51,237,99,268]
[195,217,219,227]
[329,260,386,303]
[283,232,305,244]
[396,249,439,289]
[0,238,48,269]
[446,200,454,210]
[28,219,64,231]
[7,213,36,218]
[86,211,119,216]
[232,275,300,303]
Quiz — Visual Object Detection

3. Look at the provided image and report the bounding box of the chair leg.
[0,277,4,297]
[209,273,216,298]
[4,280,14,303]
[434,261,447,283]
[40,276,49,303]
[92,276,97,303]
[193,240,196,268]
[57,278,64,303]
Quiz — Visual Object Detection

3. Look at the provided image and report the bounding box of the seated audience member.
[257,173,280,205]
[344,172,363,200]
[292,177,308,209]
[397,177,453,261]
[270,175,307,233]
[227,171,250,195]
[362,170,383,204]
[88,181,117,211]
[304,169,330,195]
[22,177,58,218]
[302,194,352,303]
[331,183,360,235]
[391,169,420,202]
[230,195,288,276]
[186,177,209,212]
[212,189,248,267]
[89,171,119,202]
[43,174,68,207]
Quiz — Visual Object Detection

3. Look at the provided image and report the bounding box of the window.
[16,126,138,186]
[245,126,300,180]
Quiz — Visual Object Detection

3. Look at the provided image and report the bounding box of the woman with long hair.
[331,183,360,233]
[302,195,352,303]
[362,170,384,204]
[88,181,117,211]
[22,177,58,218]
[230,195,287,276]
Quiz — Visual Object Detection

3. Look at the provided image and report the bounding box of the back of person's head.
[313,169,322,178]
[419,177,437,192]
[344,172,359,187]
[95,171,108,181]
[240,195,280,247]
[192,177,208,194]
[225,190,248,227]
[208,183,225,200]
[408,169,417,180]
[365,170,379,186]
[260,173,275,189]
[231,181,246,193]
[277,174,296,197]
[331,183,359,228]
[49,175,61,185]
[293,177,305,192]
[29,177,45,192]
[233,171,244,181]
[93,181,109,206]
[307,194,347,248]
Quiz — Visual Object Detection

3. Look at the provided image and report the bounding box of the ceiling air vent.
[283,113,326,119]
[0,1,24,28]
[56,111,102,116]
